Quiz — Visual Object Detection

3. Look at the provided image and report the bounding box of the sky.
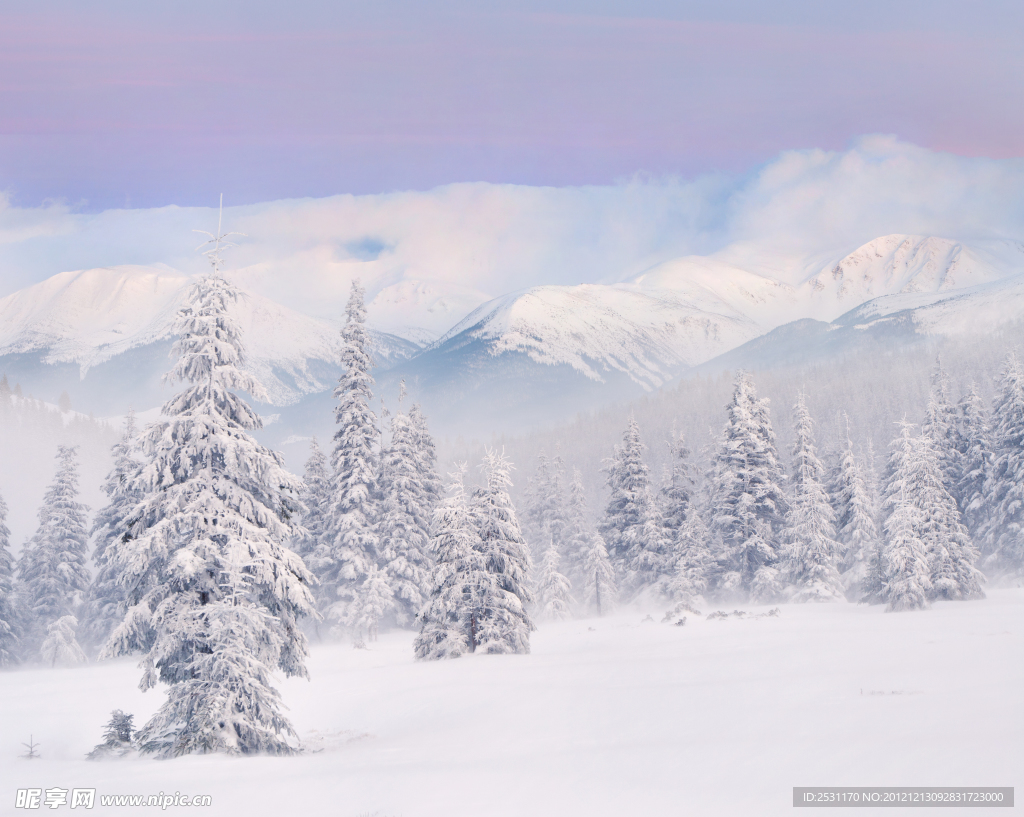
[1,0,1023,211]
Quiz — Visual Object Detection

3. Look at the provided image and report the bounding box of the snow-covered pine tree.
[102,267,315,757]
[535,538,574,621]
[80,410,142,652]
[18,445,90,655]
[980,353,1024,577]
[408,403,442,516]
[316,280,381,628]
[87,710,137,760]
[0,491,20,666]
[348,564,394,642]
[295,436,331,562]
[472,450,534,654]
[658,429,692,535]
[953,384,991,541]
[828,418,881,600]
[41,615,87,667]
[414,466,484,660]
[564,468,616,616]
[667,510,713,608]
[922,356,960,492]
[781,394,844,602]
[708,372,788,600]
[377,406,432,626]
[525,450,570,559]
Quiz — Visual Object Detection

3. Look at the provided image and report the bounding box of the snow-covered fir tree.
[602,417,673,591]
[414,466,483,660]
[667,511,713,608]
[471,450,534,654]
[953,383,991,540]
[102,270,315,757]
[0,490,20,666]
[565,468,616,616]
[781,394,844,602]
[708,372,788,600]
[535,538,574,621]
[41,614,87,667]
[882,481,932,613]
[295,436,331,562]
[376,404,433,626]
[828,418,881,599]
[658,429,692,535]
[80,410,141,651]
[87,710,137,760]
[349,564,394,642]
[315,280,381,629]
[980,353,1024,577]
[18,445,90,655]
[525,450,570,558]
[922,356,960,492]
[408,403,442,518]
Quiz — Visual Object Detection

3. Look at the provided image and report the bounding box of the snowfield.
[2,590,1020,817]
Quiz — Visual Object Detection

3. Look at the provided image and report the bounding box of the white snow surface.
[1,591,1019,816]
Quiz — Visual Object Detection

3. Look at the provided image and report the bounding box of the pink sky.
[1,1,1022,209]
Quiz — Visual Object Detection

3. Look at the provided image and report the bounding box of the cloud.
[2,137,1024,333]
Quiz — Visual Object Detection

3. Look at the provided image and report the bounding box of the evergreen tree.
[41,615,87,667]
[471,450,534,654]
[348,564,394,642]
[414,466,483,660]
[828,419,881,599]
[601,418,649,569]
[102,272,315,757]
[87,710,137,760]
[535,539,574,621]
[667,511,713,607]
[980,353,1024,577]
[408,403,442,516]
[565,468,616,616]
[0,491,20,666]
[922,356,960,491]
[781,394,844,602]
[525,450,569,558]
[708,372,788,599]
[658,429,692,534]
[953,383,991,540]
[295,436,331,562]
[377,406,432,626]
[18,445,91,654]
[316,280,380,627]
[80,410,141,651]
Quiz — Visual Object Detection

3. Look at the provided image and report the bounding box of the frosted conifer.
[0,491,20,665]
[348,564,394,642]
[377,406,432,626]
[41,615,87,667]
[316,280,380,627]
[472,450,534,654]
[781,394,843,602]
[658,430,692,534]
[295,437,331,562]
[102,267,315,757]
[667,511,713,607]
[565,468,616,616]
[535,539,574,621]
[18,445,91,652]
[80,410,142,651]
[828,419,881,599]
[953,384,991,540]
[980,353,1024,576]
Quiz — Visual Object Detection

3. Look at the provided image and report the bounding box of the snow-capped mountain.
[0,265,419,410]
[1,234,1021,440]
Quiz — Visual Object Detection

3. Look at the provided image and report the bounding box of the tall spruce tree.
[316,280,381,629]
[781,394,843,602]
[102,270,315,757]
[535,538,574,621]
[408,403,442,517]
[953,384,991,540]
[414,466,484,660]
[377,405,433,626]
[471,450,534,654]
[708,372,788,600]
[828,419,881,599]
[295,436,331,562]
[667,511,713,608]
[18,445,91,655]
[80,410,142,651]
[525,450,570,559]
[0,491,20,665]
[658,430,692,535]
[565,468,616,616]
[922,356,960,492]
[980,353,1024,577]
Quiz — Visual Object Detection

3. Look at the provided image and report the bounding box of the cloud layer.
[2,137,1023,335]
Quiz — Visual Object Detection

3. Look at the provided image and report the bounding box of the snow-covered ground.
[2,590,1020,816]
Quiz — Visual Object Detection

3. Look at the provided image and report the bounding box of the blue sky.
[2,1,1022,211]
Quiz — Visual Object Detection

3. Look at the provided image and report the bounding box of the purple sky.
[2,0,1022,210]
